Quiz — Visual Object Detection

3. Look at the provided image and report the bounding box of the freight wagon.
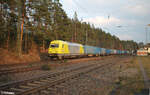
[84,45,101,56]
[101,48,106,55]
[48,40,129,59]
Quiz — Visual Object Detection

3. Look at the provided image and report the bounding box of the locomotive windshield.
[50,44,59,48]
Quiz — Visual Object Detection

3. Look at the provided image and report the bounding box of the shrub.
[41,64,51,70]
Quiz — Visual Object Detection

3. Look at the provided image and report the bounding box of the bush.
[28,64,33,67]
[63,59,68,63]
[41,64,51,70]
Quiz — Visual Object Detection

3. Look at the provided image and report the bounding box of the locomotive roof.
[51,40,82,46]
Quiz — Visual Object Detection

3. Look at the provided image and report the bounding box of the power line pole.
[86,30,88,45]
[145,27,148,44]
[75,23,77,42]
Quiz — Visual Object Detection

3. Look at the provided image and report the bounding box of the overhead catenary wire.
[72,0,111,26]
[71,0,91,43]
[72,0,89,15]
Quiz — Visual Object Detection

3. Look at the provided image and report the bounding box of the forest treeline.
[0,0,138,56]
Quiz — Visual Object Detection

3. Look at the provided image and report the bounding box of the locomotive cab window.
[50,44,59,48]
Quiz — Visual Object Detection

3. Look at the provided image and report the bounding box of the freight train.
[48,40,129,59]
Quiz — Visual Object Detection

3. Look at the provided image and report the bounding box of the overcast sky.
[60,0,150,43]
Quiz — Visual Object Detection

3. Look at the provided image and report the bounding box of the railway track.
[0,66,41,76]
[0,55,116,69]
[0,61,52,76]
[0,62,43,69]
[0,56,108,75]
[0,61,115,95]
[0,59,82,75]
[0,59,96,75]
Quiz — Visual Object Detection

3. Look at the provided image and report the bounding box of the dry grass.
[139,56,150,79]
[0,48,40,64]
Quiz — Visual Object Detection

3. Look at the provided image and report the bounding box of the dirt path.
[138,58,150,89]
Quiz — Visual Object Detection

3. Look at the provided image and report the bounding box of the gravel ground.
[39,56,133,95]
[1,56,135,95]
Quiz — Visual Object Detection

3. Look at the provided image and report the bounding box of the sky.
[60,0,150,43]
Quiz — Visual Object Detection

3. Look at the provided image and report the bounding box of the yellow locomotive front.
[48,40,60,57]
[48,40,69,59]
[48,40,84,59]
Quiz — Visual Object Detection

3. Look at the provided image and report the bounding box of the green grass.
[63,59,68,63]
